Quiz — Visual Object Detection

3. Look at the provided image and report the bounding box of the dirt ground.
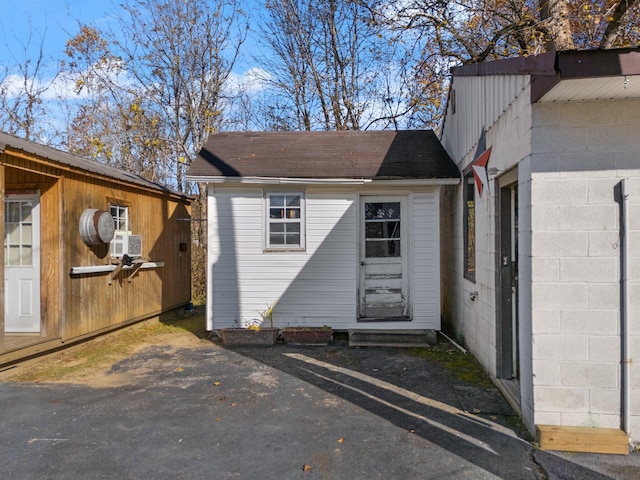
[0,311,211,387]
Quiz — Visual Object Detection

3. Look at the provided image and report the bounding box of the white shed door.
[359,197,408,319]
[4,194,41,333]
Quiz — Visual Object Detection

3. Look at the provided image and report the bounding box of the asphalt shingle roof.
[187,130,460,181]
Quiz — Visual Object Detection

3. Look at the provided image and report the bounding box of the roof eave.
[186,175,460,186]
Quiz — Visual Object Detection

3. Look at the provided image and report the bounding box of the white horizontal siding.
[208,187,357,329]
[412,191,440,329]
[207,185,443,332]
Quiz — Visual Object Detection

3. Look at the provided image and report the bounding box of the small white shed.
[187,130,459,333]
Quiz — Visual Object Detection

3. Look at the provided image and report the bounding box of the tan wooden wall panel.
[62,173,191,339]
[2,154,191,343]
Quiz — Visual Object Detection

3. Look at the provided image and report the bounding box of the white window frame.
[264,192,305,251]
[110,203,130,234]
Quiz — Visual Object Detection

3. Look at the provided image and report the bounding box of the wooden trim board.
[536,425,629,455]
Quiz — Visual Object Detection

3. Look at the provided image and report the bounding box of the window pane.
[267,194,303,249]
[7,224,20,244]
[270,195,285,207]
[366,221,400,239]
[286,223,300,234]
[21,246,32,265]
[366,240,401,258]
[22,223,32,244]
[286,195,301,207]
[464,173,476,279]
[7,203,21,223]
[270,208,284,219]
[285,208,300,219]
[270,233,285,245]
[286,233,300,245]
[21,202,32,222]
[7,246,20,265]
[365,202,400,220]
[270,223,284,233]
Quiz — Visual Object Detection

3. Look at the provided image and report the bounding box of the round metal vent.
[79,209,115,246]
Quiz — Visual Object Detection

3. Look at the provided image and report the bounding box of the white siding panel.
[411,190,440,329]
[208,188,358,329]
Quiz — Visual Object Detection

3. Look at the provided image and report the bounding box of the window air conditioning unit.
[110,234,143,258]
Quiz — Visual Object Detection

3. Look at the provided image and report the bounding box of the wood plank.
[536,425,629,455]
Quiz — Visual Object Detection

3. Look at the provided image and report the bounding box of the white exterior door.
[359,197,408,319]
[4,194,41,333]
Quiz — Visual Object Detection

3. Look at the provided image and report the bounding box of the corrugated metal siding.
[442,75,530,164]
[208,186,442,331]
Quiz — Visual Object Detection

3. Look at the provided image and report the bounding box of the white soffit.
[538,75,640,102]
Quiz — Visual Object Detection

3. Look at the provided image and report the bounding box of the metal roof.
[187,130,460,184]
[0,132,185,197]
[450,47,640,103]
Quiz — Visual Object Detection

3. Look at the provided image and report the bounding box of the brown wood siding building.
[0,133,192,366]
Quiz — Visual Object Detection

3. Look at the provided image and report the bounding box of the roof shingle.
[187,130,460,182]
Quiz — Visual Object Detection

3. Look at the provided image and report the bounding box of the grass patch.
[407,339,494,388]
[4,311,206,383]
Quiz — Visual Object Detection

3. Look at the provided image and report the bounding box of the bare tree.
[256,0,413,130]
[0,31,59,141]
[363,0,640,130]
[63,0,246,304]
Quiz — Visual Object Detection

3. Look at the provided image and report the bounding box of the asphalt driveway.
[1,328,637,479]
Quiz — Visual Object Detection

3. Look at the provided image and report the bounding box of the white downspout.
[620,178,631,440]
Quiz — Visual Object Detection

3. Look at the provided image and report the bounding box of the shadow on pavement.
[227,339,542,480]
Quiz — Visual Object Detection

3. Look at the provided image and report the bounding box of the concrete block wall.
[530,99,640,442]
[440,78,533,377]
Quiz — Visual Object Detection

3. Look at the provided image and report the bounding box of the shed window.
[266,193,304,250]
[463,172,475,282]
[110,204,129,233]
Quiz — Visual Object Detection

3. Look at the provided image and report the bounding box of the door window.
[364,202,400,257]
[5,199,34,266]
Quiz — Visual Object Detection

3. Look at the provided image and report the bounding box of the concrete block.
[587,178,619,204]
[560,257,618,283]
[532,309,560,334]
[561,310,618,335]
[532,360,562,386]
[587,124,640,153]
[531,205,561,231]
[587,284,620,310]
[532,231,588,257]
[535,411,562,426]
[589,336,621,363]
[558,204,618,231]
[556,101,621,126]
[560,362,619,389]
[587,231,622,256]
[532,283,587,309]
[532,258,560,282]
[531,179,587,205]
[559,413,622,431]
[534,386,588,411]
[533,334,589,361]
[590,388,621,414]
[532,126,587,154]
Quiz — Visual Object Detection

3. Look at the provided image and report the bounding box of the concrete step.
[348,329,437,347]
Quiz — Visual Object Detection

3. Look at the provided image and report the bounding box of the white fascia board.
[186,176,461,186]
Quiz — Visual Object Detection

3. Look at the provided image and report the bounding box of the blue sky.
[0,0,114,72]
